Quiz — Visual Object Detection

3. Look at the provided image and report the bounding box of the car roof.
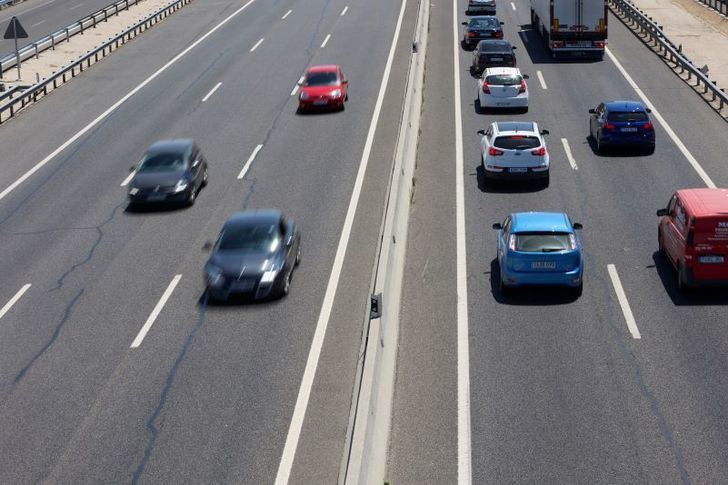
[677,188,728,217]
[225,209,283,227]
[511,212,572,233]
[307,64,339,73]
[146,139,194,156]
[478,39,511,50]
[484,67,520,76]
[604,100,646,112]
[494,121,536,134]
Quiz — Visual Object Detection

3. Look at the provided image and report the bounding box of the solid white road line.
[605,47,716,189]
[120,170,136,187]
[607,264,641,339]
[273,0,409,481]
[238,144,263,179]
[511,2,516,10]
[536,70,547,90]
[0,0,257,204]
[320,33,331,48]
[290,76,304,96]
[0,284,31,321]
[561,138,578,170]
[453,0,472,482]
[340,5,349,15]
[130,275,182,348]
[201,82,222,102]
[281,9,292,19]
[250,37,264,52]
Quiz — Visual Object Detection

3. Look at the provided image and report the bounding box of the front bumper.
[501,265,583,288]
[207,274,275,300]
[299,97,344,109]
[128,188,191,204]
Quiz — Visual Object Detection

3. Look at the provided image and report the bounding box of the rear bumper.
[502,266,583,287]
[683,265,728,287]
[483,167,548,180]
[600,133,655,146]
[551,48,604,59]
[480,93,528,108]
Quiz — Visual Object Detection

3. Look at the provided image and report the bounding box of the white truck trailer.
[530,0,608,59]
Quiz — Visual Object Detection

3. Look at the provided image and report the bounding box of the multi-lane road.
[1,0,728,482]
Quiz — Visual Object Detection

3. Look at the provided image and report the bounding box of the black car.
[471,39,516,75]
[127,139,208,206]
[466,0,496,15]
[203,210,301,301]
[461,16,504,50]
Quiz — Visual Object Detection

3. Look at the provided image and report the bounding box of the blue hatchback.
[589,100,655,154]
[493,212,584,296]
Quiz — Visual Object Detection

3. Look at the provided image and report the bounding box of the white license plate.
[509,167,527,173]
[313,99,328,105]
[532,261,556,269]
[490,57,503,61]
[568,41,592,47]
[621,127,638,132]
[699,255,724,264]
[146,194,166,201]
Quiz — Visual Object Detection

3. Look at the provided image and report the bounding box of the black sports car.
[471,39,517,75]
[461,16,504,50]
[127,139,208,206]
[204,210,301,301]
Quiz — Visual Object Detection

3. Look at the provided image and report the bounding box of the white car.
[479,121,550,186]
[477,67,529,112]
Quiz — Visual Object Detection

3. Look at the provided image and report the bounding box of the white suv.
[478,67,529,112]
[479,121,550,186]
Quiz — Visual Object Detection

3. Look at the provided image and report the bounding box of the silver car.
[478,121,550,186]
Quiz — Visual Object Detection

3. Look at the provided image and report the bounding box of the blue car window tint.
[607,112,648,122]
[515,233,573,252]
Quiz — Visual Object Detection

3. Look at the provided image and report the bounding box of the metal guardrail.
[610,0,728,112]
[697,0,727,16]
[0,0,144,78]
[0,0,20,8]
[0,0,192,123]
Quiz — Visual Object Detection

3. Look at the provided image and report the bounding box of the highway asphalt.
[0,0,417,482]
[389,0,728,483]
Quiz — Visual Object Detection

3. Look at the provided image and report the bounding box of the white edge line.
[273,0,408,481]
[340,5,349,15]
[320,33,331,48]
[605,47,715,189]
[607,264,641,339]
[536,70,547,90]
[561,138,578,170]
[120,169,136,187]
[0,0,257,204]
[290,76,304,96]
[0,284,31,320]
[250,37,264,52]
[130,274,182,348]
[511,1,516,10]
[281,9,292,19]
[238,144,264,179]
[201,81,223,103]
[454,0,472,482]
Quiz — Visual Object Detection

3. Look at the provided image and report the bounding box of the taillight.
[644,121,653,130]
[603,122,616,130]
[531,147,546,156]
[551,41,564,48]
[482,82,490,94]
[594,40,605,48]
[508,234,516,251]
[489,147,504,156]
[468,31,476,37]
[494,31,503,38]
[518,80,526,94]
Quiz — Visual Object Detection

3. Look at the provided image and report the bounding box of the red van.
[657,188,728,291]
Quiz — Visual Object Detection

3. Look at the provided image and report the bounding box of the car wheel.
[573,282,583,298]
[658,230,666,256]
[541,173,550,188]
[279,268,292,297]
[187,188,196,206]
[499,276,511,297]
[202,167,209,187]
[295,247,301,266]
[595,136,603,154]
[678,264,691,293]
[645,144,655,155]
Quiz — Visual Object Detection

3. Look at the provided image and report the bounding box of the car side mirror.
[540,129,550,135]
[588,108,596,114]
[573,223,583,230]
[202,241,213,252]
[462,21,468,25]
[523,74,530,79]
[500,21,504,25]
[477,129,486,135]
[342,80,349,84]
[646,108,652,113]
[492,223,503,230]
[511,46,517,49]
[656,208,668,217]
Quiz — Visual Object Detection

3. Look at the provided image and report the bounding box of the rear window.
[470,18,499,29]
[493,135,540,150]
[607,111,648,122]
[485,74,522,85]
[515,233,574,252]
[479,42,511,52]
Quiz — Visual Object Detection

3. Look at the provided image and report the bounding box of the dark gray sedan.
[127,139,208,206]
[203,210,301,301]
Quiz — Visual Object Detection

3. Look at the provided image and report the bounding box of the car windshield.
[515,232,574,252]
[217,223,279,252]
[138,153,185,172]
[493,135,540,150]
[607,111,648,122]
[470,18,499,29]
[305,71,339,86]
[485,74,522,85]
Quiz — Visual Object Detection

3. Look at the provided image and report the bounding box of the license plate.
[490,57,503,61]
[146,194,166,201]
[496,102,510,106]
[509,167,527,173]
[699,255,724,264]
[532,261,556,269]
[313,99,328,106]
[621,127,638,132]
[568,41,592,47]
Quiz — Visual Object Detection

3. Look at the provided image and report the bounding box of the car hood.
[301,85,341,97]
[131,170,186,188]
[208,251,273,277]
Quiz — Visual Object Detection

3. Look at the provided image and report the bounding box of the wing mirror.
[202,241,213,252]
[477,129,486,135]
[588,108,596,114]
[646,108,652,113]
[462,21,468,25]
[656,208,668,217]
[523,74,530,79]
[573,223,583,230]
[540,129,550,135]
[511,45,517,49]
[342,79,349,85]
[492,222,503,230]
[500,21,505,25]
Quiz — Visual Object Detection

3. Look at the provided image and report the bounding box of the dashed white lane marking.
[31,20,47,27]
[0,0,257,203]
[320,33,331,48]
[453,0,472,482]
[250,37,264,52]
[120,169,136,187]
[511,2,516,9]
[201,81,222,102]
[130,275,182,348]
[281,9,292,19]
[0,284,31,321]
[561,138,578,170]
[605,47,715,189]
[238,144,263,179]
[607,264,642,339]
[536,70,547,90]
[290,76,304,96]
[340,5,349,15]
[69,2,83,9]
[273,0,409,480]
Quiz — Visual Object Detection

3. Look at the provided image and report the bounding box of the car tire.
[573,282,583,298]
[295,247,301,266]
[499,277,511,297]
[187,188,196,206]
[658,229,666,256]
[278,268,292,298]
[541,173,550,188]
[201,167,209,187]
[645,144,655,155]
[678,263,691,293]
[595,136,603,154]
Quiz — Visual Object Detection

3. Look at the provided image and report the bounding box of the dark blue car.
[589,100,655,154]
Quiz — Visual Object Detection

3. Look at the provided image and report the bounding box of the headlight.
[260,270,278,284]
[128,187,139,196]
[299,91,309,100]
[173,179,189,193]
[205,264,223,285]
[330,89,342,98]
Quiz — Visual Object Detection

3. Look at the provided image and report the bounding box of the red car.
[657,188,728,291]
[298,65,348,111]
